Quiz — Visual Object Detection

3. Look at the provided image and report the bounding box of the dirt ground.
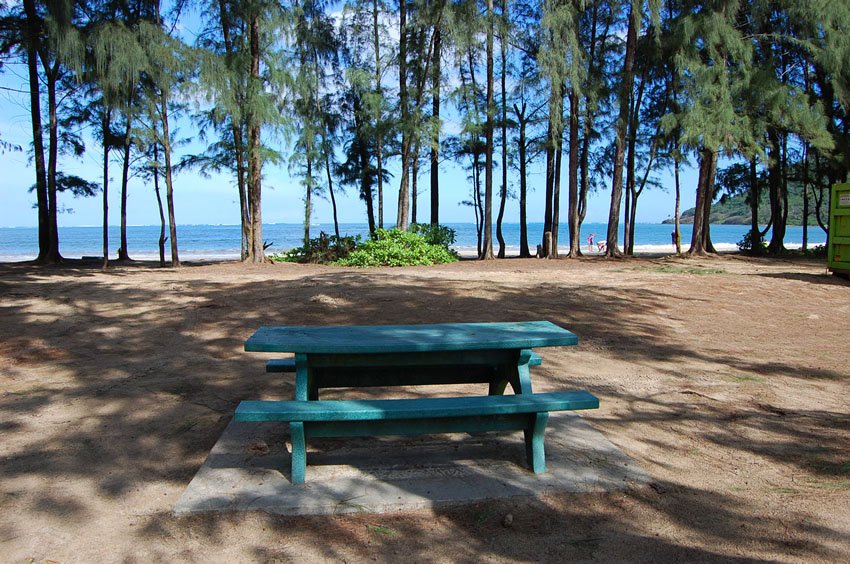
[1,253,848,562]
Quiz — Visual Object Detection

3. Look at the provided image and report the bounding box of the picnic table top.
[244,320,578,354]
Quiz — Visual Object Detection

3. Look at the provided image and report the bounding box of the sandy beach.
[1,254,848,561]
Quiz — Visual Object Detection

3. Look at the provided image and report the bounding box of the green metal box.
[828,182,850,277]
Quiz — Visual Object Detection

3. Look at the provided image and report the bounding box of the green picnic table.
[237,321,597,483]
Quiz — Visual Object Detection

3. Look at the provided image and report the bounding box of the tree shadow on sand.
[1,262,848,560]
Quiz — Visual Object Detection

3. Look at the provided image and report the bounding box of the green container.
[828,182,850,278]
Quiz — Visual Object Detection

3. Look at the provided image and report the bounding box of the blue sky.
[0,5,700,230]
[1,76,699,229]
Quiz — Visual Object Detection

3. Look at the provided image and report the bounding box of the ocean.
[0,222,827,262]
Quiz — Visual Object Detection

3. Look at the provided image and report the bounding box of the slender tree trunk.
[160,90,180,267]
[118,96,134,262]
[748,157,761,254]
[45,67,61,263]
[236,124,250,259]
[578,114,591,224]
[674,158,681,254]
[542,118,555,255]
[516,103,531,258]
[474,156,482,257]
[304,158,312,245]
[325,152,340,239]
[354,97,376,234]
[247,14,263,262]
[605,2,638,257]
[767,128,786,254]
[568,90,580,257]
[102,109,111,270]
[552,123,562,258]
[496,0,508,258]
[314,48,340,240]
[397,0,411,230]
[577,1,599,230]
[373,0,384,229]
[23,0,49,262]
[802,142,809,250]
[411,145,419,225]
[218,0,250,260]
[153,140,166,266]
[481,0,495,259]
[430,24,440,227]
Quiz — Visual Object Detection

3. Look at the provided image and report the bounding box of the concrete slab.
[174,413,650,516]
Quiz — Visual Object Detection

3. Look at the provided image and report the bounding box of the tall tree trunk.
[102,109,111,270]
[624,71,646,255]
[516,103,531,258]
[160,90,180,267]
[118,95,134,262]
[542,117,555,256]
[45,66,61,263]
[605,2,638,257]
[396,0,410,230]
[552,122,563,258]
[373,0,384,229]
[674,158,681,254]
[218,0,250,260]
[430,24,440,227]
[701,150,718,253]
[689,147,717,255]
[496,0,508,258]
[304,158,312,245]
[766,128,786,254]
[802,142,809,250]
[354,96,376,234]
[325,151,340,239]
[577,1,600,230]
[23,0,49,262]
[236,124,250,259]
[473,155,482,257]
[578,113,592,225]
[153,140,166,266]
[411,144,419,225]
[481,0,495,259]
[247,14,263,262]
[314,47,340,240]
[748,157,761,254]
[567,90,580,257]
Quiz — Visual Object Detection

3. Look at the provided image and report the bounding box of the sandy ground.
[1,253,848,562]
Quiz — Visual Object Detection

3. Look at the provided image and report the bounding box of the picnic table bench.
[237,321,597,484]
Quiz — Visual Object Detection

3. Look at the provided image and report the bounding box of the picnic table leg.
[524,411,549,473]
[289,421,307,484]
[489,348,534,395]
[294,353,317,401]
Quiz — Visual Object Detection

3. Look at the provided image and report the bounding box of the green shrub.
[409,223,458,251]
[737,230,767,254]
[270,231,359,264]
[335,228,459,267]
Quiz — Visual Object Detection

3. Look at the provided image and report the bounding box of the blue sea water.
[0,222,827,262]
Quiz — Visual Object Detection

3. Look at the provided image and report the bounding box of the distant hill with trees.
[664,184,824,226]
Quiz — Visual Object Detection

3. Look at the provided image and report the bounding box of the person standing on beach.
[587,233,595,252]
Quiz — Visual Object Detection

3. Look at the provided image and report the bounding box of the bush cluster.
[335,228,458,267]
[409,223,457,249]
[737,231,768,254]
[270,231,359,264]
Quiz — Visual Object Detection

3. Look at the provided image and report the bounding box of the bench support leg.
[289,421,307,485]
[489,348,534,396]
[524,412,549,473]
